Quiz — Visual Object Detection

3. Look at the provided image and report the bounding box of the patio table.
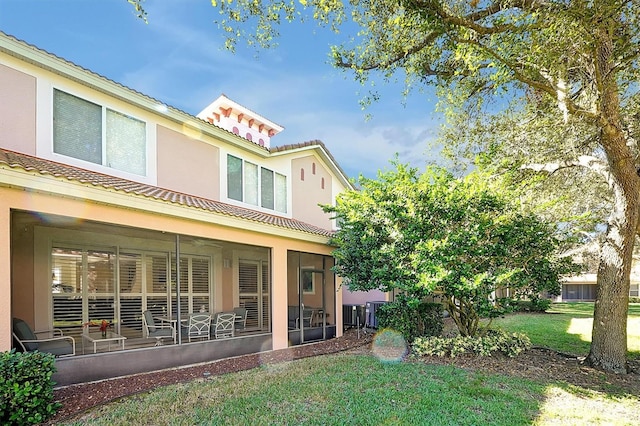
[82,331,127,354]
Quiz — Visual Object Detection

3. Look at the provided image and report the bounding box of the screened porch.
[11,210,337,360]
[11,210,273,355]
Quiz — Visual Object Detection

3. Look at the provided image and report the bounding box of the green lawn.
[492,303,640,359]
[61,303,640,425]
[62,353,640,426]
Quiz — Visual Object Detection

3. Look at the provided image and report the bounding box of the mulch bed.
[47,328,640,424]
[47,329,373,424]
[417,346,640,395]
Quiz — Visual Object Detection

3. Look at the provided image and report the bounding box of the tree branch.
[404,0,550,35]
[335,0,540,71]
[456,38,599,122]
[521,155,612,183]
[334,30,441,71]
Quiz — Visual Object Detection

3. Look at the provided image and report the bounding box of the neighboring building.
[559,274,599,302]
[557,273,640,302]
[0,32,354,385]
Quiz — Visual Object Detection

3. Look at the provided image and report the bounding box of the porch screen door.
[299,269,324,343]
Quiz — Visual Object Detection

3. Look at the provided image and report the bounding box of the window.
[227,155,243,202]
[244,162,258,206]
[238,260,270,331]
[171,255,211,315]
[227,154,287,213]
[53,89,146,176]
[302,269,315,294]
[275,173,287,213]
[261,167,274,209]
[51,246,211,339]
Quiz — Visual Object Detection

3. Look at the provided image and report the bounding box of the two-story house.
[0,32,354,386]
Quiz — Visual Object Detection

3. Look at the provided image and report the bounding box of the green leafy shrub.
[630,297,640,304]
[505,298,552,312]
[376,297,444,343]
[0,350,60,425]
[412,329,531,358]
[325,165,577,338]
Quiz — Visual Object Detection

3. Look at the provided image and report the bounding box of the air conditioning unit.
[365,301,388,329]
[342,304,366,329]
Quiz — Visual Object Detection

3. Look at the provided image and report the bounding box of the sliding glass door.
[51,246,211,340]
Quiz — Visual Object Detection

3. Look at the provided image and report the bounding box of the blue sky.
[0,0,444,179]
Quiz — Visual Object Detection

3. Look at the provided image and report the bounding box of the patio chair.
[142,310,174,346]
[12,318,75,357]
[287,306,313,329]
[213,312,235,339]
[184,312,211,342]
[233,307,247,331]
[300,309,313,328]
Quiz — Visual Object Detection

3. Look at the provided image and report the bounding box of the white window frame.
[226,154,287,214]
[52,88,147,175]
[36,81,157,185]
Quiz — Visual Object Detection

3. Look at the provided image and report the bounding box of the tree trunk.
[586,184,634,373]
[585,15,638,373]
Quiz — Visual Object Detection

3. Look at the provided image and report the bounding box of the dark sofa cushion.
[12,318,39,351]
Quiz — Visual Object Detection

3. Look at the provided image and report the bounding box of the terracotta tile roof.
[0,148,334,238]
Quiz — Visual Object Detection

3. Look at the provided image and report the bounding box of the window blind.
[275,173,287,213]
[227,155,243,201]
[261,167,274,209]
[244,162,259,206]
[53,89,102,165]
[106,109,146,175]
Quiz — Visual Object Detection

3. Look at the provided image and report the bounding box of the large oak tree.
[332,1,638,374]
[129,0,640,373]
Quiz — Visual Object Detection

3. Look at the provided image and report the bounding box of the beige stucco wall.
[342,288,388,305]
[156,125,220,200]
[0,63,36,155]
[0,202,10,349]
[10,216,35,330]
[0,185,340,352]
[291,156,333,229]
[220,250,235,312]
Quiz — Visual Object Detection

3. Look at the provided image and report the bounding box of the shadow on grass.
[493,302,640,361]
[533,381,640,424]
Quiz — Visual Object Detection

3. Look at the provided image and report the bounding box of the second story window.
[53,89,146,176]
[227,154,287,213]
[227,155,243,201]
[261,167,274,209]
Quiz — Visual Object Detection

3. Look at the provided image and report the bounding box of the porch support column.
[0,205,10,351]
[175,234,182,345]
[335,275,344,338]
[271,245,288,350]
